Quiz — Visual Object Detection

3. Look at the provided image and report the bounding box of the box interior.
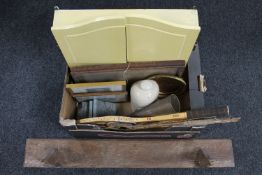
[61,67,190,122]
[59,45,204,135]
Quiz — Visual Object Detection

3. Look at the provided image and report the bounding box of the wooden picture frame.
[66,81,126,95]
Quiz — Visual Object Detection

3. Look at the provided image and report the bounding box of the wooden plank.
[66,81,126,94]
[70,61,185,83]
[77,106,231,124]
[73,91,128,102]
[70,60,185,73]
[102,117,241,131]
[24,139,234,168]
[78,113,187,124]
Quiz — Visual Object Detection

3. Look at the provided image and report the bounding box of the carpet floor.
[0,0,261,174]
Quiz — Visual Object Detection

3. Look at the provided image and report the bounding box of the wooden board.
[73,91,128,102]
[70,60,185,72]
[70,60,185,83]
[24,139,234,168]
[66,81,126,94]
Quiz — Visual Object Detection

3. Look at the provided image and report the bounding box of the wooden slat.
[78,113,187,124]
[24,139,234,168]
[70,60,185,73]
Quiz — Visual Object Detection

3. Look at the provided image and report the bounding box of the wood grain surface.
[24,139,234,168]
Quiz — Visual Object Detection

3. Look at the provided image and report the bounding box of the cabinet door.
[52,17,126,67]
[126,16,200,63]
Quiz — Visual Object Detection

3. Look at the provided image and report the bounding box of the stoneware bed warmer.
[130,80,159,111]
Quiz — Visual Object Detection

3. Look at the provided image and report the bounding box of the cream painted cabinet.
[52,16,126,67]
[52,10,200,68]
[126,15,200,62]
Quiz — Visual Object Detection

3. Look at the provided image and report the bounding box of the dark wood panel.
[70,61,185,83]
[24,139,234,168]
[71,60,185,72]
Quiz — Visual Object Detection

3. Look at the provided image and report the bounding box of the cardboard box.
[51,9,206,138]
[58,45,205,138]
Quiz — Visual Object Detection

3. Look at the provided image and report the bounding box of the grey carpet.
[0,0,261,174]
